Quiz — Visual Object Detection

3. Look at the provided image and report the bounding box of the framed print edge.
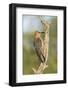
[9,4,16,86]
[9,3,66,86]
[63,6,66,83]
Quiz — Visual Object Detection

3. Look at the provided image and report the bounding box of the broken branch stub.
[32,63,48,74]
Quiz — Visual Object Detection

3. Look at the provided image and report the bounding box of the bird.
[34,31,45,63]
[34,21,50,64]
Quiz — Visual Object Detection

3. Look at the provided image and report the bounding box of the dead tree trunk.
[32,20,49,74]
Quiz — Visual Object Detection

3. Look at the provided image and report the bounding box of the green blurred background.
[22,15,57,75]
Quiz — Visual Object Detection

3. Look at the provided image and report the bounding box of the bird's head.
[34,31,41,39]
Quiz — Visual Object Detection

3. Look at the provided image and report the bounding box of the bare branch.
[32,63,48,74]
[32,17,50,74]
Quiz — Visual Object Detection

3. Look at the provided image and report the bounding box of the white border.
[16,8,64,83]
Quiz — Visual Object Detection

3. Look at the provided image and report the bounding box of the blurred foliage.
[23,16,57,75]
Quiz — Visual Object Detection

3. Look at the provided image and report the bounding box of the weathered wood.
[32,18,49,74]
[32,63,48,74]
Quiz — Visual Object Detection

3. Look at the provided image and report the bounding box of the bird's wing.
[34,39,45,63]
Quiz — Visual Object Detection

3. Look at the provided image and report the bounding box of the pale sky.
[22,15,55,33]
